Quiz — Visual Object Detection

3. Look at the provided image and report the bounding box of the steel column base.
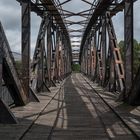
[0,99,18,124]
[29,87,40,102]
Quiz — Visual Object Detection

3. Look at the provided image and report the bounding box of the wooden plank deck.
[84,76,140,138]
[0,82,62,140]
[0,73,140,140]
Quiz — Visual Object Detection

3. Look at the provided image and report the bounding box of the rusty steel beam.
[47,17,56,86]
[1,24,19,120]
[81,0,93,6]
[101,16,107,85]
[37,39,45,90]
[84,48,87,74]
[85,42,88,75]
[90,37,95,78]
[87,39,91,76]
[0,26,3,93]
[106,12,125,93]
[128,67,140,105]
[41,0,70,43]
[57,0,72,6]
[18,0,72,54]
[80,0,114,62]
[96,27,103,83]
[0,99,18,124]
[17,0,45,17]
[51,49,56,81]
[47,18,52,83]
[55,29,60,81]
[124,0,133,97]
[92,32,97,80]
[51,28,58,83]
[58,40,62,79]
[63,40,67,77]
[21,0,31,99]
[31,16,50,92]
[0,22,27,105]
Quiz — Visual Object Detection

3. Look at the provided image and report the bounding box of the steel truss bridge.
[0,0,140,138]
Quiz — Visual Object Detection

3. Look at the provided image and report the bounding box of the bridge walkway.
[0,73,140,140]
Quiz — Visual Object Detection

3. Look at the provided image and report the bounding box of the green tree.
[118,39,140,75]
[72,64,80,72]
[15,60,22,76]
[118,40,124,60]
[133,39,140,74]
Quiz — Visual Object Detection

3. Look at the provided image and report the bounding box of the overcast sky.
[0,0,140,57]
[0,0,41,58]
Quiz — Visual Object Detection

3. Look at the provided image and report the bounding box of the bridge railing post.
[0,26,3,93]
[101,15,107,86]
[124,0,134,97]
[21,0,31,100]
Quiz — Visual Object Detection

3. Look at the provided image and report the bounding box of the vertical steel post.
[55,28,60,81]
[88,38,91,76]
[90,37,94,77]
[59,39,62,79]
[86,42,88,75]
[63,37,67,77]
[61,38,65,78]
[82,50,85,73]
[87,41,89,75]
[84,46,87,74]
[101,15,107,85]
[47,17,52,83]
[66,46,69,75]
[83,47,85,74]
[0,27,3,92]
[21,0,31,98]
[37,39,44,91]
[84,47,86,74]
[124,0,133,95]
[81,51,83,73]
[68,44,71,75]
[0,25,19,123]
[93,31,97,79]
[66,46,68,76]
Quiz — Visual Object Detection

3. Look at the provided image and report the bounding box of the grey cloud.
[113,12,124,42]
[112,0,140,42]
[0,0,20,7]
[31,13,41,57]
[0,0,21,55]
[134,1,140,41]
[61,0,90,13]
[0,0,21,31]
[4,29,21,53]
[0,0,140,57]
[0,0,41,57]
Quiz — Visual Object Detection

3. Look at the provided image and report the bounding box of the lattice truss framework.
[0,0,139,123]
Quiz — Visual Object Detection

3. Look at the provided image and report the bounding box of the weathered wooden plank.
[0,74,140,139]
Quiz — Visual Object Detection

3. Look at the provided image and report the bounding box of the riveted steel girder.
[101,16,107,85]
[0,22,27,105]
[124,0,133,96]
[21,0,31,99]
[47,17,52,83]
[0,25,3,93]
[31,16,50,92]
[80,0,114,61]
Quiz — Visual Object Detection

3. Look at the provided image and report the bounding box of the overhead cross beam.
[80,0,115,62]
[69,29,84,33]
[57,0,72,7]
[81,0,93,6]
